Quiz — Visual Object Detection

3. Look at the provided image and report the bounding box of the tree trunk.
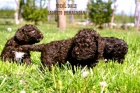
[47,0,51,22]
[86,0,90,25]
[56,0,66,30]
[135,0,139,31]
[70,14,74,24]
[69,0,75,24]
[15,0,20,25]
[18,0,24,21]
[110,0,116,29]
[136,13,140,31]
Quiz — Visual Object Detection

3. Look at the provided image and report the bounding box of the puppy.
[0,24,43,65]
[102,37,128,63]
[20,28,104,70]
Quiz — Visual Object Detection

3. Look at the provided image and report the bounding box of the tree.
[18,0,24,21]
[86,0,91,24]
[22,0,48,25]
[47,0,51,22]
[135,0,140,31]
[56,0,66,30]
[68,0,75,24]
[88,0,113,29]
[110,0,117,29]
[15,0,20,25]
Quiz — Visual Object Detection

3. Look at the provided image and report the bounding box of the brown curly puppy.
[102,37,128,63]
[68,28,105,69]
[21,28,104,70]
[0,24,43,65]
[20,39,73,70]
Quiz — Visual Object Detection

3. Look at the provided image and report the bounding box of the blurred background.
[0,0,139,30]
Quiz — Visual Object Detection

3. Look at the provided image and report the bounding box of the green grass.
[0,23,140,93]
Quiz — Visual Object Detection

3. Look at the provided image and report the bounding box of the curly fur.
[68,29,105,69]
[102,37,128,63]
[0,24,43,64]
[71,29,104,60]
[21,28,104,70]
[20,39,73,70]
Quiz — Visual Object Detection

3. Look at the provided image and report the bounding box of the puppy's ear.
[15,28,25,41]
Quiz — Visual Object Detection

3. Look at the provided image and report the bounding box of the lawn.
[0,23,140,93]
